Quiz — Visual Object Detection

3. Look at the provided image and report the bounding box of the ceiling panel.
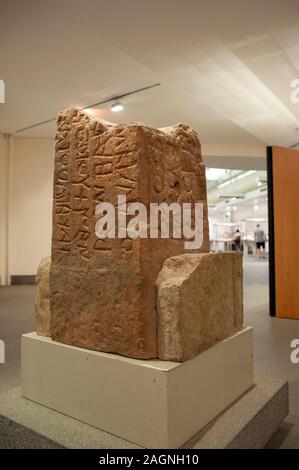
[0,0,299,147]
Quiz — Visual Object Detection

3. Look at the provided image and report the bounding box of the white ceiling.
[207,169,267,205]
[1,0,299,146]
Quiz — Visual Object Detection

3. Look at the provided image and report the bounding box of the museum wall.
[202,143,266,170]
[231,201,268,222]
[9,137,54,277]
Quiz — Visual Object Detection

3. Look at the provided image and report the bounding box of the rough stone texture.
[35,257,51,337]
[50,108,209,359]
[156,252,243,361]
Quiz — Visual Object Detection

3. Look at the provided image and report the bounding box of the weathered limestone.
[35,257,51,337]
[50,109,209,359]
[35,109,244,362]
[156,252,243,361]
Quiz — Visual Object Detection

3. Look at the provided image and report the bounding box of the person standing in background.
[254,224,266,259]
[233,229,242,252]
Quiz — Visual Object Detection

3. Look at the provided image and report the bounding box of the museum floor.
[0,259,299,448]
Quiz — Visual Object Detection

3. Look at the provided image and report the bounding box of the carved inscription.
[50,109,209,359]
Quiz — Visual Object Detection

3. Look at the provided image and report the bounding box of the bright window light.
[206,168,226,181]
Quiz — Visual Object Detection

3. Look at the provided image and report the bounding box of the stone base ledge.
[21,327,253,448]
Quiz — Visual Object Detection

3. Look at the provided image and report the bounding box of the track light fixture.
[16,83,160,133]
[111,101,124,112]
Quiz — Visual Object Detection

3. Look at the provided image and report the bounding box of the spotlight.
[111,101,124,112]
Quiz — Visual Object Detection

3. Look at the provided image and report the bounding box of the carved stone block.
[156,252,243,361]
[50,109,209,359]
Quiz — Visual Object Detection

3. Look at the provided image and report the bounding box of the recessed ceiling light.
[254,205,259,211]
[111,101,124,112]
[233,206,237,211]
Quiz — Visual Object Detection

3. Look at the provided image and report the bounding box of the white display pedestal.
[21,327,253,449]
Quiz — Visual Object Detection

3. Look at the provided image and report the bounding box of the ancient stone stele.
[156,252,243,361]
[50,109,209,359]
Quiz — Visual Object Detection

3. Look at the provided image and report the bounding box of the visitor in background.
[233,229,242,252]
[254,224,266,259]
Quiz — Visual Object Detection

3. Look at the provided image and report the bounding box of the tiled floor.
[0,285,35,392]
[244,259,299,448]
[0,259,299,447]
